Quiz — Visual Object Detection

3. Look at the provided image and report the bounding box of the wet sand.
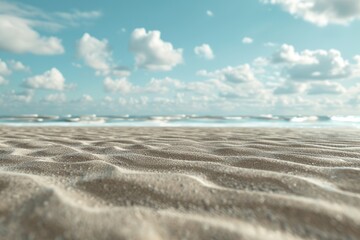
[0,127,359,240]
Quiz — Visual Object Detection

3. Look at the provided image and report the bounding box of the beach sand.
[0,127,359,240]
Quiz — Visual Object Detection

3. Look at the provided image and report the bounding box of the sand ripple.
[0,127,360,240]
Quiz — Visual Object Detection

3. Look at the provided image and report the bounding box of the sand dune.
[0,127,360,240]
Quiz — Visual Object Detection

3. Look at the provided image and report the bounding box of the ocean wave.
[331,116,360,123]
[290,116,319,123]
[1,114,360,127]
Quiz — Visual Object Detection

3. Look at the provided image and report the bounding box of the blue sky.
[1,0,360,115]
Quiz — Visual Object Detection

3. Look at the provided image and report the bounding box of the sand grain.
[0,127,359,240]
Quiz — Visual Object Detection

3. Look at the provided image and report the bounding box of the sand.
[0,127,359,240]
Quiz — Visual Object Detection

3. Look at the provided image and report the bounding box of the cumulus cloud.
[196,65,270,102]
[0,15,64,55]
[7,90,34,103]
[261,0,360,26]
[8,60,30,72]
[242,37,253,44]
[352,55,360,77]
[0,1,61,31]
[103,77,133,93]
[0,1,103,55]
[197,64,257,83]
[117,96,149,108]
[24,68,66,90]
[129,28,183,71]
[272,44,318,64]
[43,93,66,103]
[0,59,30,86]
[253,57,269,68]
[81,94,93,103]
[0,58,11,85]
[306,81,346,95]
[274,82,306,95]
[70,94,93,104]
[182,81,217,95]
[77,33,131,78]
[104,76,202,95]
[111,67,132,78]
[145,77,183,94]
[194,44,215,60]
[77,33,112,73]
[0,58,11,75]
[272,44,357,81]
[70,94,94,105]
[0,76,8,85]
[108,77,217,97]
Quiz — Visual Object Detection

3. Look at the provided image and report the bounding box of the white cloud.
[0,76,8,85]
[0,1,41,17]
[182,80,216,95]
[77,33,131,78]
[103,77,133,93]
[43,93,66,103]
[24,68,66,90]
[272,44,318,64]
[264,42,277,47]
[8,60,30,72]
[72,62,82,68]
[129,28,183,71]
[112,68,132,78]
[117,96,149,108]
[0,1,101,29]
[77,33,112,73]
[253,57,269,67]
[0,15,64,55]
[56,10,102,22]
[70,94,93,104]
[242,37,253,44]
[109,76,219,97]
[0,59,29,86]
[306,81,346,95]
[103,96,113,103]
[352,55,360,77]
[261,0,360,26]
[81,94,93,103]
[348,96,360,106]
[0,58,11,75]
[197,64,257,83]
[196,65,270,102]
[206,10,214,17]
[272,44,356,81]
[8,90,34,103]
[274,82,306,95]
[194,44,215,60]
[103,76,194,95]
[0,1,102,55]
[145,77,183,93]
[118,97,127,106]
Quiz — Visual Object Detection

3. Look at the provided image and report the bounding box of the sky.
[1,0,360,116]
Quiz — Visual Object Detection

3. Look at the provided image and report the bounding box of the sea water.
[1,114,360,127]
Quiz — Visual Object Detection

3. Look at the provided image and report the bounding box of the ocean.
[1,114,360,127]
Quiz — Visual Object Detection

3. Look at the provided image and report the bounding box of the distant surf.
[1,114,360,127]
